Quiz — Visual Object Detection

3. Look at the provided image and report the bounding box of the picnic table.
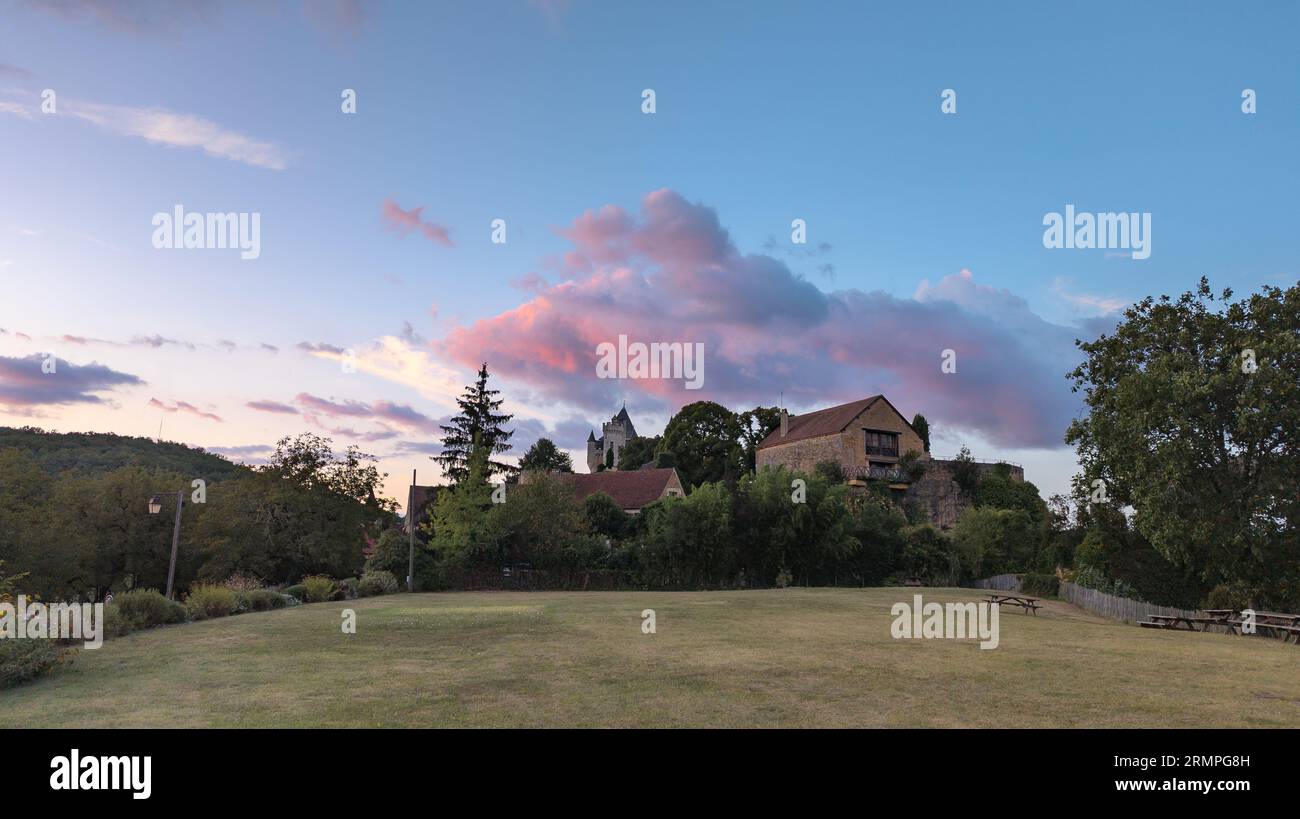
[1140,610,1300,644]
[983,593,1041,615]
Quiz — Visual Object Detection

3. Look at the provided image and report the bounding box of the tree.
[738,406,782,472]
[435,363,515,484]
[486,473,598,570]
[950,445,980,497]
[659,401,743,490]
[615,435,660,471]
[584,492,628,539]
[518,438,573,474]
[911,413,931,453]
[1066,278,1300,608]
[423,439,497,566]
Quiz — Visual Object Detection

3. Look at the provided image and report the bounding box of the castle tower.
[586,404,638,472]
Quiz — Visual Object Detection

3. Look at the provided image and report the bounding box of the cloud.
[204,443,275,466]
[62,99,289,170]
[0,354,143,410]
[436,190,1095,449]
[246,399,298,415]
[381,198,453,246]
[0,63,34,80]
[297,341,347,355]
[303,0,373,36]
[293,392,443,434]
[20,0,218,34]
[1050,277,1129,316]
[298,334,464,409]
[148,397,222,422]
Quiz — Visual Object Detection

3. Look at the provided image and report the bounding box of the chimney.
[779,408,788,438]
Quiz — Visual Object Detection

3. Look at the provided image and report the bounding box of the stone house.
[756,395,1025,529]
[556,467,685,514]
[586,405,639,472]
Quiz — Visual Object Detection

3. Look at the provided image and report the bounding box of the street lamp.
[148,489,185,599]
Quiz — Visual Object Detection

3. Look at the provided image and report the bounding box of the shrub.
[301,575,336,603]
[281,584,308,601]
[111,588,188,631]
[358,570,399,597]
[338,577,359,599]
[1021,572,1060,597]
[0,639,67,689]
[222,571,265,593]
[241,589,286,612]
[184,583,239,620]
[280,593,301,607]
[103,602,136,638]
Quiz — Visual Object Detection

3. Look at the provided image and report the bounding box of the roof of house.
[558,467,680,510]
[405,484,444,533]
[758,395,910,449]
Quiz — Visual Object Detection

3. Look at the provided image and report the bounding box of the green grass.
[3,588,1298,727]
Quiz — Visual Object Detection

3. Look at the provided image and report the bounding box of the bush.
[0,639,67,689]
[184,583,240,620]
[301,575,336,603]
[280,593,301,607]
[358,570,399,597]
[112,588,187,630]
[338,577,359,599]
[222,571,265,592]
[1021,572,1059,597]
[103,602,136,638]
[281,584,307,600]
[240,589,286,612]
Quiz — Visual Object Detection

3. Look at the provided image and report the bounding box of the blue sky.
[1,0,1297,504]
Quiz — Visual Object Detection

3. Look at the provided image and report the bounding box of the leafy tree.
[615,435,660,471]
[951,506,1036,578]
[900,524,961,585]
[518,438,573,473]
[638,482,734,588]
[486,473,598,570]
[950,445,980,497]
[435,363,515,484]
[1066,278,1300,607]
[423,440,497,566]
[584,492,628,538]
[910,413,931,453]
[737,406,782,472]
[364,528,440,591]
[974,468,1046,525]
[659,401,743,490]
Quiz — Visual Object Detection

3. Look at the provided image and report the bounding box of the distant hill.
[0,426,250,481]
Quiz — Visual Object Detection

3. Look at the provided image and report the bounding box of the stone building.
[556,467,685,514]
[756,395,1025,529]
[586,405,639,473]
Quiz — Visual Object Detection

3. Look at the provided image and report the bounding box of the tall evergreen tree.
[910,413,931,453]
[434,364,515,484]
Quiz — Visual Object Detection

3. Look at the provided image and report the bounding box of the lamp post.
[148,489,185,599]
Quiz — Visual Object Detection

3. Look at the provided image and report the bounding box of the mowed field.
[3,588,1298,728]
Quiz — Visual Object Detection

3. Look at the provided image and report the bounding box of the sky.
[1,0,1297,508]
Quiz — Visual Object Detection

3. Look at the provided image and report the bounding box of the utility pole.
[165,489,184,600]
[407,469,416,593]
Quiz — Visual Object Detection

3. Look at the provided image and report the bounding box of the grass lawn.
[3,587,1297,728]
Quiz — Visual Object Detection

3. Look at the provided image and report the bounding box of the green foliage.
[435,364,515,483]
[910,414,931,453]
[737,406,782,472]
[813,460,845,483]
[1021,573,1060,597]
[518,438,573,473]
[487,473,601,570]
[950,445,980,497]
[899,524,961,585]
[0,426,245,481]
[659,401,744,490]
[583,492,628,539]
[358,570,399,596]
[281,584,307,601]
[975,471,1046,525]
[615,435,660,471]
[184,583,239,620]
[423,441,497,567]
[240,589,287,611]
[1066,278,1300,610]
[731,467,859,587]
[638,482,734,588]
[0,639,67,689]
[952,506,1036,578]
[112,588,187,630]
[300,575,336,604]
[365,528,440,591]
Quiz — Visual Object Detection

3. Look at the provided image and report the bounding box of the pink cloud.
[381,198,453,246]
[149,397,222,423]
[436,189,1089,449]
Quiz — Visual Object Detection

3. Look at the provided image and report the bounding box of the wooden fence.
[1057,580,1199,624]
[969,573,1023,591]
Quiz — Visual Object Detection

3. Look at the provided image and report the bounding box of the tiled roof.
[558,467,680,510]
[756,396,884,449]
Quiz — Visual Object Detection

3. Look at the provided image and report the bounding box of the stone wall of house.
[755,400,926,473]
[903,459,1025,530]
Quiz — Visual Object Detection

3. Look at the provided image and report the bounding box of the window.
[864,430,899,458]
